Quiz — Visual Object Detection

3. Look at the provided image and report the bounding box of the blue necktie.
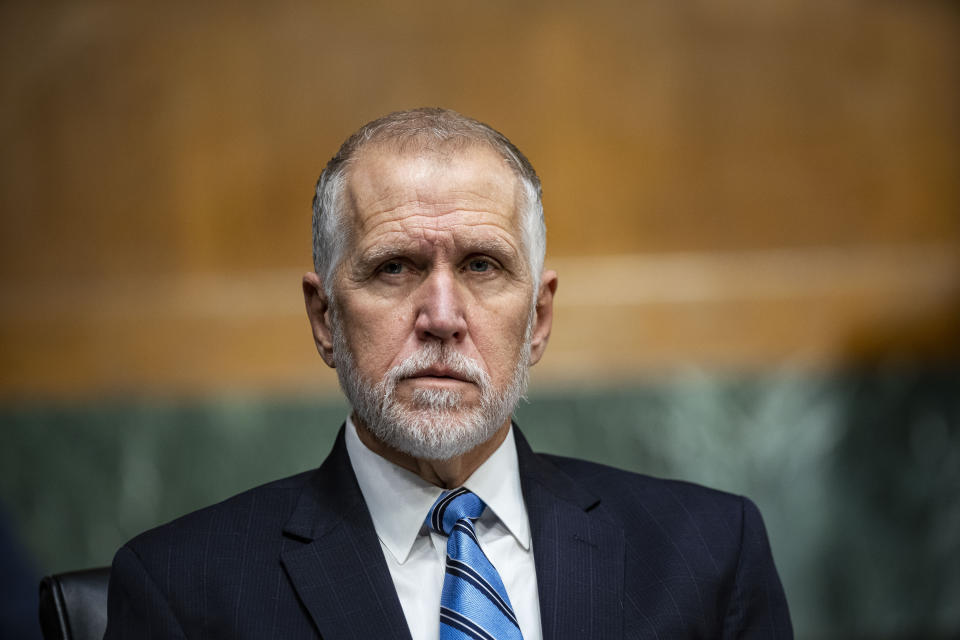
[426,488,523,640]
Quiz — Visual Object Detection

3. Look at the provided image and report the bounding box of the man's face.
[312,145,553,460]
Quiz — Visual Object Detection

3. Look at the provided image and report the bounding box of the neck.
[352,415,511,488]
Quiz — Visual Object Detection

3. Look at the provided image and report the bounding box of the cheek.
[340,299,415,374]
[470,305,530,373]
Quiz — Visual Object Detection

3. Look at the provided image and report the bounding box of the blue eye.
[468,259,491,272]
[381,261,404,275]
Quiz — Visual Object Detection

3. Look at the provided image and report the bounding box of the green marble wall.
[3,367,958,638]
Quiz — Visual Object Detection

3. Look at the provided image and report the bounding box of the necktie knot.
[426,488,485,536]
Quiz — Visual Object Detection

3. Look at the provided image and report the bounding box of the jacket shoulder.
[121,468,315,562]
[537,452,747,514]
[106,468,327,638]
[534,453,792,637]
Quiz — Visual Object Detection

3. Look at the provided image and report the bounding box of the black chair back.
[38,568,110,640]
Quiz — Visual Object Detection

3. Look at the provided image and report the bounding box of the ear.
[302,272,336,368]
[528,269,558,366]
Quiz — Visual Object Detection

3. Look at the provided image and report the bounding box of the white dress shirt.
[344,416,543,640]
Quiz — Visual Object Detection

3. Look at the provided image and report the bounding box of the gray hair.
[311,108,545,294]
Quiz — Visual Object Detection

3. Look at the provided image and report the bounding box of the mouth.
[404,366,473,384]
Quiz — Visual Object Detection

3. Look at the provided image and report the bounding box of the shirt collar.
[344,416,531,564]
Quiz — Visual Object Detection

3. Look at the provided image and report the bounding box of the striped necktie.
[426,488,524,640]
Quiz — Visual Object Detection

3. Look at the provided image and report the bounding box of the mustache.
[385,343,490,388]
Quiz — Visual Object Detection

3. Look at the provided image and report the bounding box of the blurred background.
[2,0,959,637]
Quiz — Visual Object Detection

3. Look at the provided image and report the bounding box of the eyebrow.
[357,237,520,266]
[358,245,404,264]
[459,237,520,259]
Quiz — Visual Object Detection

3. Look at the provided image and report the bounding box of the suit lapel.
[280,428,412,640]
[516,428,625,640]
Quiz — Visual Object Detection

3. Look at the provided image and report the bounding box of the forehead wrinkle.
[355,186,517,232]
[356,192,522,243]
[348,148,521,216]
[356,218,522,264]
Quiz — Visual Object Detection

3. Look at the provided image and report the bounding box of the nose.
[414,269,468,343]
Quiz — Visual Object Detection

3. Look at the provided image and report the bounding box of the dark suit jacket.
[105,427,792,639]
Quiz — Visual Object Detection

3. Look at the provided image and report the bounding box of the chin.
[372,406,506,461]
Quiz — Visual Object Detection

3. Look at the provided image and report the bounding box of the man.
[105,108,792,639]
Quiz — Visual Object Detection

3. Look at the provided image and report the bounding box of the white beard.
[331,310,532,461]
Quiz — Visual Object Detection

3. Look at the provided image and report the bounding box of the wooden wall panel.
[1,0,958,397]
